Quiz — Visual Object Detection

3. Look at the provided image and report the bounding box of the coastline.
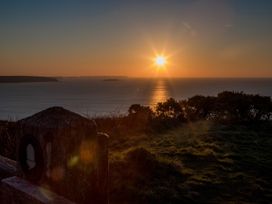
[0,76,58,83]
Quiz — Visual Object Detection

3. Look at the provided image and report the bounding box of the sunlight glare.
[154,56,167,67]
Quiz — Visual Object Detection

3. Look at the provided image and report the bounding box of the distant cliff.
[0,76,58,83]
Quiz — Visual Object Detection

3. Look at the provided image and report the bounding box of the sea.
[0,77,272,120]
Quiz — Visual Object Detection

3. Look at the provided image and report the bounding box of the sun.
[154,55,167,67]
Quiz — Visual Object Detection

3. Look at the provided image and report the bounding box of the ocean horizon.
[1,77,272,120]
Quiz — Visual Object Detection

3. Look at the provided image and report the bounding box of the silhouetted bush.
[215,91,251,122]
[127,104,154,131]
[124,92,272,132]
[153,98,185,130]
[183,95,217,121]
[249,94,272,121]
[154,92,272,126]
[155,98,183,120]
[215,91,272,122]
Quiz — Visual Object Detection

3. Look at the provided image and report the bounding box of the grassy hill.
[1,119,272,203]
[105,121,272,204]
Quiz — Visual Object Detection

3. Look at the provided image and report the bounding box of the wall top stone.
[18,107,96,131]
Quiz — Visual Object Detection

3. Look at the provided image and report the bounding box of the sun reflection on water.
[150,79,169,107]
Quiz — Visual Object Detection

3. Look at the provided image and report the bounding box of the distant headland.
[103,78,121,82]
[0,76,58,83]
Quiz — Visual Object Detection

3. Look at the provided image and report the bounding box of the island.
[103,78,121,82]
[0,76,58,83]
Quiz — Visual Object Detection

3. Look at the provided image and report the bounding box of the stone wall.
[0,107,109,204]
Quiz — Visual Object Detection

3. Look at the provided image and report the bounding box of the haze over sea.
[0,77,272,120]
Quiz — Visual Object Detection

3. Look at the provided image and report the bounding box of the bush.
[127,104,154,131]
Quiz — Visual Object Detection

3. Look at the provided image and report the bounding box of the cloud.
[182,22,197,37]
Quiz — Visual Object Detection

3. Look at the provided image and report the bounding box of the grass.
[105,120,272,204]
[1,119,272,203]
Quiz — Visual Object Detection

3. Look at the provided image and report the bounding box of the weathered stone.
[0,156,16,180]
[1,176,75,204]
[15,107,109,203]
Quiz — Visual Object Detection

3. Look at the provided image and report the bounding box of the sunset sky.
[1,0,272,77]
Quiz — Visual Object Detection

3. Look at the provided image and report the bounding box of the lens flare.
[154,55,167,67]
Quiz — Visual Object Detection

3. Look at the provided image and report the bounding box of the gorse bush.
[128,91,272,130]
[94,91,272,135]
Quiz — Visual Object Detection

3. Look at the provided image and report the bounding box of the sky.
[0,0,272,77]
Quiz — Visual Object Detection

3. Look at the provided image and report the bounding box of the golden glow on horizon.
[1,1,272,78]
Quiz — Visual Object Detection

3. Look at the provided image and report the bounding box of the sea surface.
[0,77,272,120]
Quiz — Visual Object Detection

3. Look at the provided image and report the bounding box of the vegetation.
[0,121,16,160]
[105,122,272,204]
[1,91,272,203]
[95,91,272,204]
[127,91,272,127]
